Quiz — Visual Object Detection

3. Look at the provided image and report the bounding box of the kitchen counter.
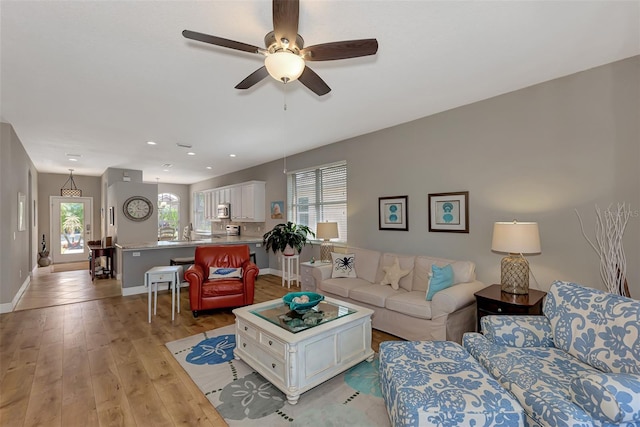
[114,235,268,295]
[116,235,263,250]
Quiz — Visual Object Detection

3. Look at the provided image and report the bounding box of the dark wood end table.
[88,245,114,280]
[474,284,547,332]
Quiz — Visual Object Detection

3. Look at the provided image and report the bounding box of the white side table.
[280,254,300,289]
[145,265,183,323]
[300,261,331,292]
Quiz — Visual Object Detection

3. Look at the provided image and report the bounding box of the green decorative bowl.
[283,292,324,313]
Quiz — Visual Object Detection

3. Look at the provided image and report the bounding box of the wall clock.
[123,196,154,222]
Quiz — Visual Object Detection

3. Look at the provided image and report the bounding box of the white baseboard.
[0,276,31,313]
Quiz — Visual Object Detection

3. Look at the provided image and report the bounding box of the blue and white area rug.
[166,325,390,427]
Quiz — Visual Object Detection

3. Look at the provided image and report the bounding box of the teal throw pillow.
[426,264,454,301]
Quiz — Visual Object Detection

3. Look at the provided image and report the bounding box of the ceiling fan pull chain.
[282,85,288,174]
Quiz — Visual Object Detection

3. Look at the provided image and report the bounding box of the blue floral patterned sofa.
[463,280,640,427]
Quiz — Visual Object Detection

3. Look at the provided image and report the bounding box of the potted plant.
[263,221,315,256]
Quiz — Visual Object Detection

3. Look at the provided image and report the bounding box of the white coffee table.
[232,296,374,405]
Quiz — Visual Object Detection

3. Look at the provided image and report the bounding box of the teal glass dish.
[283,292,325,313]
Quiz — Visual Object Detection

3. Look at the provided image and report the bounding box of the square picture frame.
[428,191,469,233]
[379,195,408,231]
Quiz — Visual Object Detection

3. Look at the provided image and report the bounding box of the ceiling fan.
[182,0,378,96]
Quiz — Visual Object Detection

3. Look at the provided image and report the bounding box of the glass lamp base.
[320,241,333,263]
[501,254,529,294]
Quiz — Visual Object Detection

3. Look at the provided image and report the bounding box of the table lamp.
[316,222,339,263]
[491,221,541,294]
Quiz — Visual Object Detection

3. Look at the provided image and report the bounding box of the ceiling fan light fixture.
[265,51,305,83]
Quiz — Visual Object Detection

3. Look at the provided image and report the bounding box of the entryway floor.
[14,263,121,311]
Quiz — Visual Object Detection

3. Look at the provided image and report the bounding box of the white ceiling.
[2,1,638,184]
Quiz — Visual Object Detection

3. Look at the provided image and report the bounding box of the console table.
[88,244,114,280]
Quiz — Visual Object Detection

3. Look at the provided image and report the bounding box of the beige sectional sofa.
[311,247,487,343]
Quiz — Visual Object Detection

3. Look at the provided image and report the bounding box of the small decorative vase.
[38,251,51,267]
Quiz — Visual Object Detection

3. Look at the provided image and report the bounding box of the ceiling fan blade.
[182,30,262,55]
[235,66,270,89]
[300,39,378,61]
[273,0,299,48]
[298,66,331,96]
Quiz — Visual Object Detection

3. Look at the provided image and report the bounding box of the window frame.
[287,161,347,242]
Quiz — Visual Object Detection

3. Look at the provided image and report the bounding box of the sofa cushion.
[450,260,476,284]
[544,280,640,374]
[330,252,357,278]
[380,257,411,290]
[463,332,599,427]
[348,247,381,283]
[350,284,405,308]
[412,256,475,292]
[571,372,640,423]
[380,340,525,427]
[426,264,454,301]
[376,253,415,291]
[319,277,371,298]
[385,291,432,319]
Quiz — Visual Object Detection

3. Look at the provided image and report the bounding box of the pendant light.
[60,169,82,197]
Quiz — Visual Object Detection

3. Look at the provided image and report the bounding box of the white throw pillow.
[208,267,242,280]
[331,252,357,278]
[380,257,411,290]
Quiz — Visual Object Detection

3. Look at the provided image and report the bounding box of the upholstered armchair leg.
[192,310,198,318]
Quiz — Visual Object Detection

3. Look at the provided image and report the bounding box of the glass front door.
[51,196,93,263]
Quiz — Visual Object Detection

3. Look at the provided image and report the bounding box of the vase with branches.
[576,203,632,297]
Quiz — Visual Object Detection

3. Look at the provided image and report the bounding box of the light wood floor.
[1,271,401,427]
[15,265,121,311]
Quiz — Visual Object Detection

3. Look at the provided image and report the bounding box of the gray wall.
[107,181,158,245]
[191,56,640,296]
[0,123,39,308]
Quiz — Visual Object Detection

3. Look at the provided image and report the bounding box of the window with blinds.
[287,161,347,241]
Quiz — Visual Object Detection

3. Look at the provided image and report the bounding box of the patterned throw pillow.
[331,252,357,278]
[208,267,242,280]
[425,264,454,301]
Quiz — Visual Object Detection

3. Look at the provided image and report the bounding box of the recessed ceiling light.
[206,166,212,170]
[69,158,78,162]
[163,169,170,172]
[229,154,236,158]
[147,141,157,145]
[187,152,195,156]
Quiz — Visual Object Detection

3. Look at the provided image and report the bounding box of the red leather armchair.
[185,245,259,317]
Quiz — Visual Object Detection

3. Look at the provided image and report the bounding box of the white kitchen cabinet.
[203,181,265,222]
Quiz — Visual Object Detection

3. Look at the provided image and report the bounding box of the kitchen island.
[115,235,267,296]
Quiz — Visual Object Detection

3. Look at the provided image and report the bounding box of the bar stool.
[145,265,183,323]
[281,254,300,289]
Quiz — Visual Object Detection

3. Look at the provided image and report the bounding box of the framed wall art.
[379,196,408,231]
[270,201,284,219]
[428,191,469,233]
[17,192,26,231]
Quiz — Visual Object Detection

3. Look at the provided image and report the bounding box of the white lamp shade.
[492,221,541,254]
[264,51,305,83]
[316,222,339,240]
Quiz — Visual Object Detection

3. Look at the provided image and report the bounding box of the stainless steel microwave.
[217,203,230,219]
